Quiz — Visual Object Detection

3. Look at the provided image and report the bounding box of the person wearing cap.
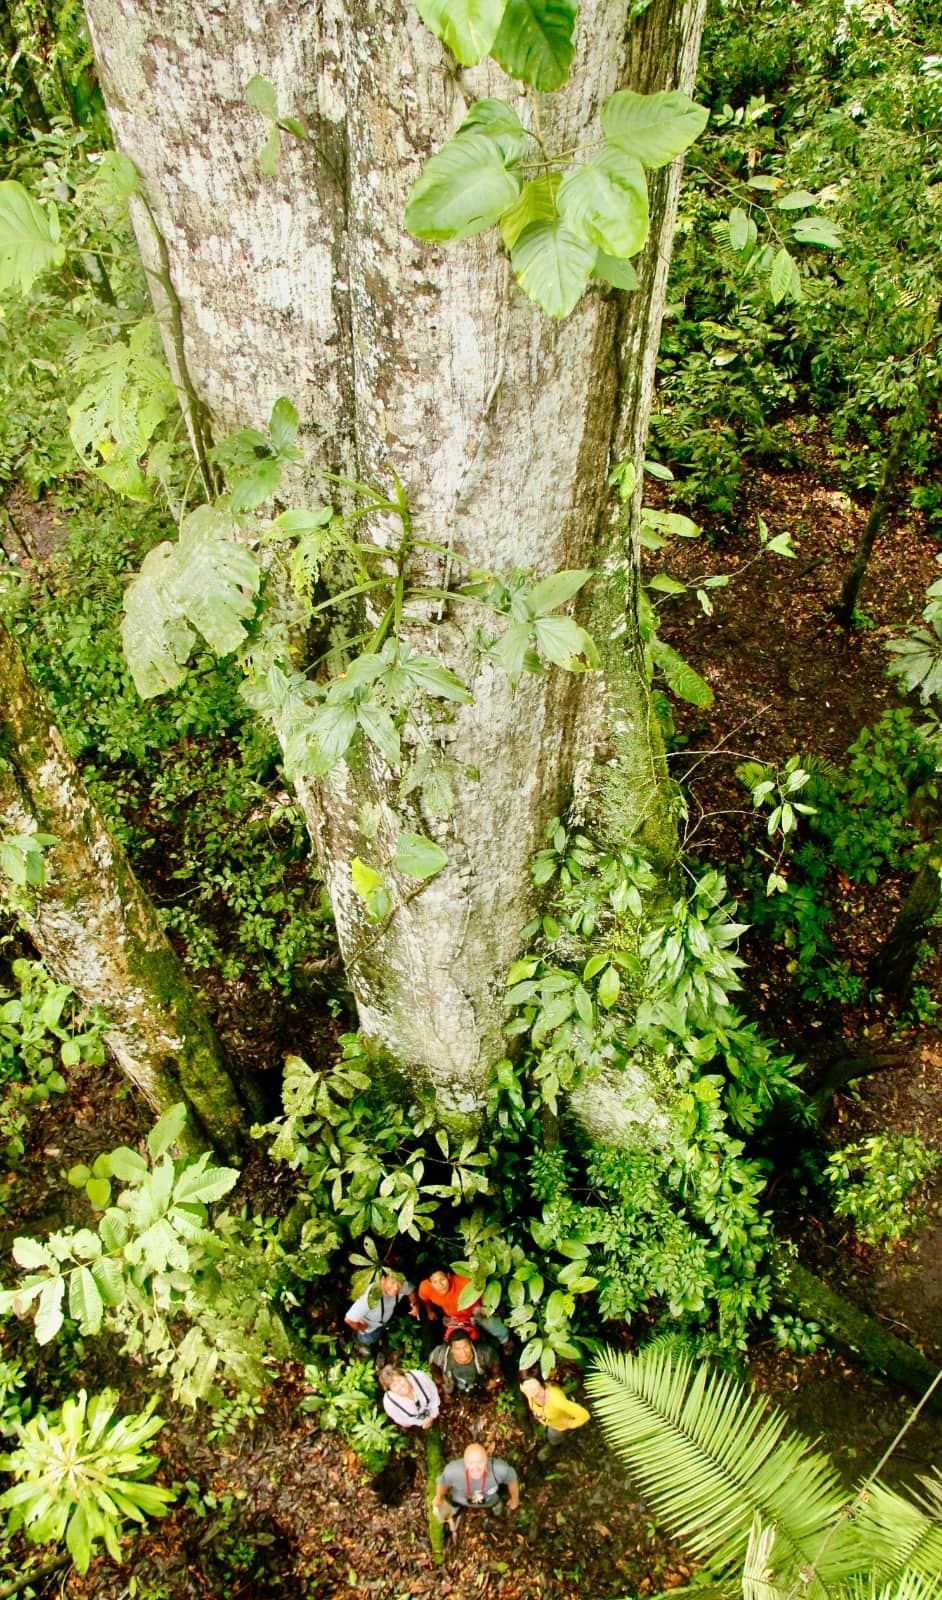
[344,1271,418,1347]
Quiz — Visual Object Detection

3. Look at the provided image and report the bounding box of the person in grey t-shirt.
[433,1444,519,1521]
[344,1272,418,1347]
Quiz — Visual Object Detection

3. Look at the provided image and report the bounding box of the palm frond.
[852,1479,942,1587]
[842,1567,942,1600]
[743,1516,788,1600]
[586,1346,859,1590]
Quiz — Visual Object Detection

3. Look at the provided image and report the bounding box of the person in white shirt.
[378,1366,440,1429]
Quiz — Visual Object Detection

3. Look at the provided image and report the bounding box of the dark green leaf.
[491,0,577,90]
[528,568,592,615]
[651,639,714,707]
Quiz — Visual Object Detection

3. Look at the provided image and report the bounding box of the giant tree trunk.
[0,623,250,1151]
[83,0,705,1128]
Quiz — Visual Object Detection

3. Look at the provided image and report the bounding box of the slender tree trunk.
[835,305,940,630]
[867,819,942,998]
[0,3,52,134]
[83,0,705,1130]
[0,622,251,1151]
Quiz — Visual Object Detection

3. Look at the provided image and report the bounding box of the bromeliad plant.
[0,1388,175,1575]
[587,1343,942,1600]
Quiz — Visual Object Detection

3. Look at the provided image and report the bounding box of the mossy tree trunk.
[0,622,251,1152]
[867,818,942,999]
[83,0,705,1130]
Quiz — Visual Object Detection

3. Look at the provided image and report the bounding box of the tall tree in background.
[0,622,249,1150]
[81,0,706,1131]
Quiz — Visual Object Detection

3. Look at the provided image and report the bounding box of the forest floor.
[5,439,942,1598]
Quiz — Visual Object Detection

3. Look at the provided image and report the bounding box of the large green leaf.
[147,1103,188,1161]
[121,506,261,697]
[500,175,561,251]
[533,614,599,669]
[414,0,507,64]
[510,217,595,318]
[173,1161,240,1206]
[491,0,577,90]
[602,90,709,169]
[356,702,401,767]
[34,1275,65,1345]
[886,624,942,703]
[0,180,65,295]
[406,133,521,241]
[557,148,648,259]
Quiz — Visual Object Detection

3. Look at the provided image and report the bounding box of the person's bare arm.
[345,1318,368,1332]
[507,1479,520,1511]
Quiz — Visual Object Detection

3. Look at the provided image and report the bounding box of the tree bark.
[0,622,250,1151]
[867,818,942,999]
[779,1260,942,1405]
[82,0,705,1129]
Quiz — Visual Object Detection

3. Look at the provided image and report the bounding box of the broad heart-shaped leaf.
[310,702,358,763]
[414,0,506,64]
[0,180,65,295]
[406,132,521,241]
[491,0,577,90]
[886,626,942,703]
[557,147,648,259]
[651,638,714,707]
[593,251,640,291]
[459,98,530,164]
[510,217,595,318]
[602,90,709,169]
[394,832,449,880]
[500,174,561,251]
[769,246,802,306]
[528,568,592,616]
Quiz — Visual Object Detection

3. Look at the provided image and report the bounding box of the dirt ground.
[4,450,942,1598]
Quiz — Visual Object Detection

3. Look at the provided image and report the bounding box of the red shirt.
[418,1272,481,1320]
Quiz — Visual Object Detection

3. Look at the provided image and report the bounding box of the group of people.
[344,1264,590,1530]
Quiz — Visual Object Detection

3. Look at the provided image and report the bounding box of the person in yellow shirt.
[520,1376,590,1458]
